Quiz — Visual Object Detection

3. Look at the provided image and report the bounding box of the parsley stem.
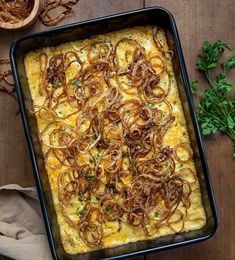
[200,105,227,126]
[227,132,235,142]
[209,99,230,120]
[205,71,213,86]
[228,129,235,141]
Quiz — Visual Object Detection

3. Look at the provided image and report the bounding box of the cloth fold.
[0,184,52,260]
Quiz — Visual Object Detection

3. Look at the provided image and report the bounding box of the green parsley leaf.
[191,80,198,93]
[153,211,159,218]
[192,40,235,159]
[77,208,85,217]
[162,111,167,117]
[156,154,161,160]
[85,173,96,181]
[196,40,230,84]
[71,79,78,86]
[93,153,100,161]
[106,207,113,213]
[222,56,235,75]
[148,101,155,108]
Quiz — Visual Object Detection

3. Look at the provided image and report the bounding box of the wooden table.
[0,1,234,260]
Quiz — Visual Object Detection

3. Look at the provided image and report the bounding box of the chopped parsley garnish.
[85,173,96,181]
[153,211,159,218]
[90,198,98,204]
[156,154,161,160]
[77,208,85,217]
[71,79,78,86]
[148,101,155,108]
[106,207,114,213]
[93,153,100,161]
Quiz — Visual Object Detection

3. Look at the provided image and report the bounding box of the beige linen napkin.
[0,184,52,260]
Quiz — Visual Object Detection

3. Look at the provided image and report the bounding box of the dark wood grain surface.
[0,1,234,260]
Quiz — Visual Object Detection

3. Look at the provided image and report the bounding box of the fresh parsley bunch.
[191,40,235,159]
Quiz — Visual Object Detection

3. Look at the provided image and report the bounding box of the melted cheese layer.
[24,26,206,255]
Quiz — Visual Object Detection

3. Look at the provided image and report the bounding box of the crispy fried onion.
[0,59,17,102]
[32,28,195,247]
[58,166,99,202]
[174,143,193,163]
[78,205,103,246]
[39,0,80,26]
[0,0,34,24]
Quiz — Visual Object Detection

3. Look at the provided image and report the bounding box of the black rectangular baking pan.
[10,7,218,260]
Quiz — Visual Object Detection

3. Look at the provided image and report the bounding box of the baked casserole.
[24,26,206,254]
